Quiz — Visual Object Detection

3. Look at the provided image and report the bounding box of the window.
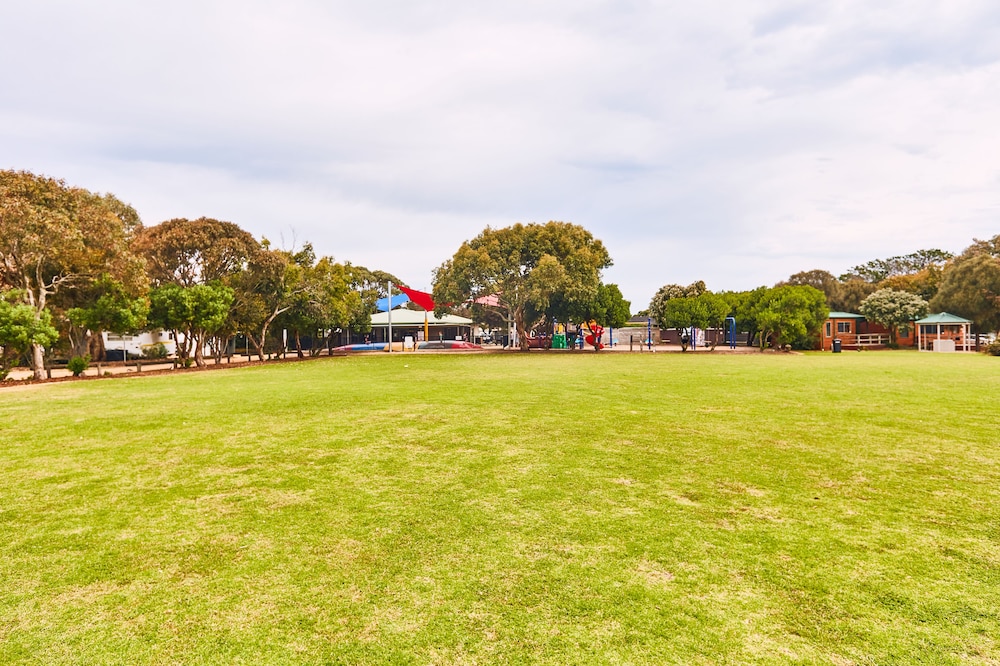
[825,322,832,337]
[837,321,852,334]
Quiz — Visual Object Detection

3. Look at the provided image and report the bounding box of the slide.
[582,320,606,349]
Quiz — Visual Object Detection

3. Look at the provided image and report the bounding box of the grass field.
[1,351,998,664]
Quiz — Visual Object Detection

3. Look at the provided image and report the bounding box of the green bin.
[552,334,566,349]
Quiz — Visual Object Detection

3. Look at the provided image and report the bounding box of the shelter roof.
[474,294,501,307]
[826,311,865,319]
[375,294,410,312]
[370,310,472,326]
[915,312,972,324]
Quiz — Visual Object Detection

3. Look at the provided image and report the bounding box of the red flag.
[397,285,435,311]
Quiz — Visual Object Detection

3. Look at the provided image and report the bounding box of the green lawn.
[1,351,998,664]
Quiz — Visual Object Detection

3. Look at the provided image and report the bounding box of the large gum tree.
[433,222,612,350]
[930,235,1000,336]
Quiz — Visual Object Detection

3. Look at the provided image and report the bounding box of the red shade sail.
[397,285,435,311]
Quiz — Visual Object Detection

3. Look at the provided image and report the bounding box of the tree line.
[645,240,1000,349]
[1,170,397,380]
[4,168,997,371]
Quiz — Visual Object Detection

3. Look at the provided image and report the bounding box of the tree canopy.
[133,217,260,287]
[648,281,707,328]
[148,283,234,366]
[858,289,928,344]
[755,285,827,349]
[840,249,953,283]
[658,292,732,350]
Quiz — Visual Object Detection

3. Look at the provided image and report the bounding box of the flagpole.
[387,280,392,353]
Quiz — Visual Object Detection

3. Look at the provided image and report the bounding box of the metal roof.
[914,312,972,324]
[370,310,472,326]
[826,311,865,319]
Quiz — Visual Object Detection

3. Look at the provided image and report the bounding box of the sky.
[2,1,999,309]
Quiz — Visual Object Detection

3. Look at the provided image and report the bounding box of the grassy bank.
[1,351,998,664]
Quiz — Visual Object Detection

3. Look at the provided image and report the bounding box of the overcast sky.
[3,1,999,309]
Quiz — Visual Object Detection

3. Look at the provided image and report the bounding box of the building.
[369,310,474,344]
[820,312,917,350]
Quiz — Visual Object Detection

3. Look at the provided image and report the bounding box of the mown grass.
[1,351,998,664]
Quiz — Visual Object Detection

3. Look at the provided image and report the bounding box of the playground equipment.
[582,320,605,350]
[725,316,737,349]
[551,322,568,349]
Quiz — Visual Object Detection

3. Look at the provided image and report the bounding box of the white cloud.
[2,0,998,309]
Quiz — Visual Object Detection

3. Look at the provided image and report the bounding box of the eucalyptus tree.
[931,235,1000,335]
[433,222,612,350]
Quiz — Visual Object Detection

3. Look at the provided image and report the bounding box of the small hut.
[822,312,866,350]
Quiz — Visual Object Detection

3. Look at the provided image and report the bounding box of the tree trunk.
[68,325,90,358]
[28,286,50,380]
[193,331,206,367]
[90,332,106,361]
[253,305,287,362]
[295,331,304,359]
[515,309,530,351]
[248,332,266,362]
[31,343,45,380]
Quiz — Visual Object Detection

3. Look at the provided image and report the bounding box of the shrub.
[141,343,168,359]
[67,355,90,377]
[984,340,1000,356]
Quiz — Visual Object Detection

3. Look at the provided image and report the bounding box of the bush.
[141,343,168,359]
[67,355,90,377]
[983,340,1000,356]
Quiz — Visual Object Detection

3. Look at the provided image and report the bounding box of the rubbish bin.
[552,333,566,349]
[832,338,842,353]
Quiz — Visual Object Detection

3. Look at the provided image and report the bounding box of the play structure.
[580,320,605,350]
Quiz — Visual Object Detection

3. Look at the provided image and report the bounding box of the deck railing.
[836,334,889,347]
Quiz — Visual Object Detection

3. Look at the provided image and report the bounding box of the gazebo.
[915,312,973,352]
